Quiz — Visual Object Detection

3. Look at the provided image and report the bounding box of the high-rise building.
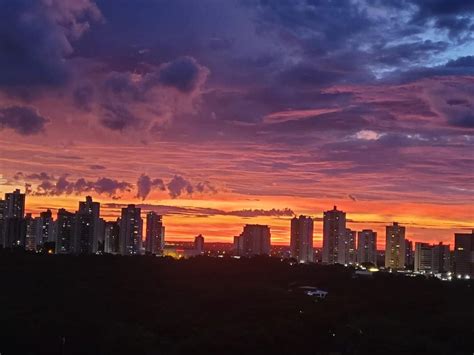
[385,222,406,269]
[3,217,26,249]
[194,234,205,254]
[119,204,143,255]
[431,242,450,274]
[342,228,357,264]
[234,224,271,256]
[290,215,314,263]
[357,229,377,265]
[414,242,433,273]
[96,218,106,253]
[72,196,100,254]
[454,231,474,279]
[322,206,346,264]
[145,212,164,255]
[104,219,120,254]
[233,235,243,255]
[2,189,26,249]
[405,239,414,268]
[35,209,54,250]
[4,189,25,218]
[24,214,37,251]
[55,209,75,254]
[0,199,5,247]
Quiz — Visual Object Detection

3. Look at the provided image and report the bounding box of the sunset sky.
[0,0,473,247]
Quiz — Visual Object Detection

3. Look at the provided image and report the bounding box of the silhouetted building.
[234,224,271,256]
[119,205,143,255]
[431,242,450,273]
[357,229,377,265]
[72,196,100,254]
[194,234,205,254]
[405,239,414,268]
[322,206,346,264]
[0,199,5,247]
[414,242,433,273]
[385,222,406,269]
[3,217,26,249]
[342,228,357,264]
[36,209,54,251]
[104,219,120,254]
[4,189,25,218]
[55,209,75,254]
[233,235,243,255]
[2,189,26,248]
[24,213,37,251]
[454,231,474,278]
[145,212,164,255]
[290,215,314,263]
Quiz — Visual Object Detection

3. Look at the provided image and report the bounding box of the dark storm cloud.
[136,174,166,200]
[33,175,132,197]
[166,175,194,198]
[0,106,48,135]
[0,0,101,89]
[100,104,140,131]
[154,56,203,93]
[410,0,474,39]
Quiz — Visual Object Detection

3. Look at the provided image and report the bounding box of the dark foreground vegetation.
[0,253,472,355]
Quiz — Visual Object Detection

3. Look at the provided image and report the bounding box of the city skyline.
[0,0,473,247]
[1,188,470,250]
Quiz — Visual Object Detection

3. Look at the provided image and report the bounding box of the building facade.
[290,215,314,263]
[194,234,205,254]
[72,196,100,254]
[357,229,377,265]
[322,206,347,264]
[104,220,120,254]
[2,189,26,249]
[431,242,451,273]
[55,209,75,254]
[385,222,406,269]
[414,242,433,273]
[234,224,271,256]
[454,231,474,278]
[145,212,165,255]
[119,205,143,255]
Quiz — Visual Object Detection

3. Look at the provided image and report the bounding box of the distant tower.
[56,209,75,254]
[414,242,433,273]
[235,224,271,256]
[104,219,120,254]
[145,212,165,255]
[0,199,5,247]
[405,239,414,268]
[4,189,25,218]
[343,228,357,264]
[357,229,377,265]
[36,209,54,250]
[72,196,100,254]
[454,231,474,278]
[119,205,143,255]
[431,242,450,273]
[385,222,406,269]
[290,215,314,263]
[194,234,205,254]
[24,213,37,251]
[322,206,346,264]
[2,189,26,248]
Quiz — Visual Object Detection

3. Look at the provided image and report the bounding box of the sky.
[0,0,473,247]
